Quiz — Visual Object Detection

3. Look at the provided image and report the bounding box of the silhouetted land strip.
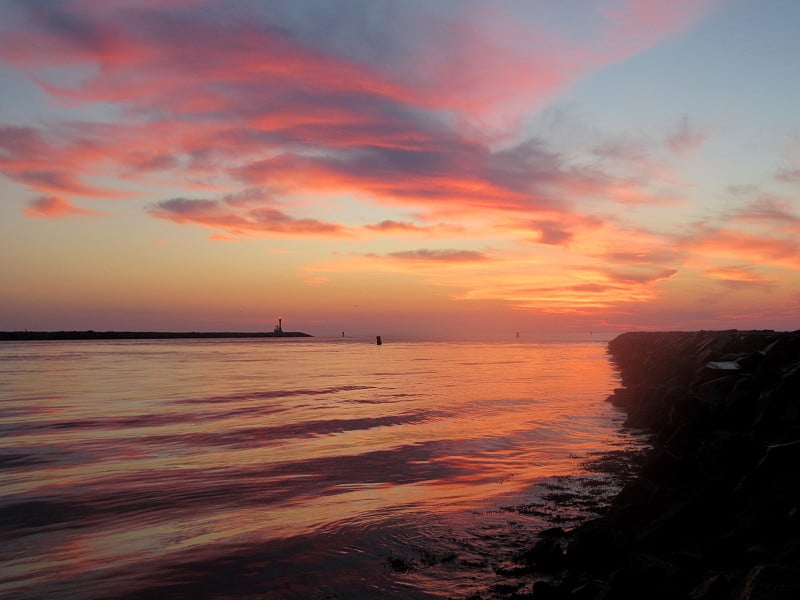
[0,331,312,341]
[508,329,800,599]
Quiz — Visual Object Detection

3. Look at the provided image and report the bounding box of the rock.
[739,440,800,498]
[568,580,605,600]
[696,430,763,478]
[739,564,800,600]
[688,573,735,600]
[736,351,765,372]
[603,552,682,600]
[523,536,564,572]
[521,330,800,600]
[753,365,800,440]
[565,519,620,572]
[530,579,567,599]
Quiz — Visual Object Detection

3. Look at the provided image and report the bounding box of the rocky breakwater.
[528,330,800,600]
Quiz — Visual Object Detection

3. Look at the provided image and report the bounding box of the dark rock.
[775,540,800,565]
[568,580,606,600]
[753,366,800,440]
[688,573,735,600]
[739,564,800,600]
[738,440,800,497]
[603,552,682,600]
[736,351,765,372]
[524,536,564,571]
[565,519,620,572]
[531,579,567,599]
[613,477,660,508]
[696,431,763,478]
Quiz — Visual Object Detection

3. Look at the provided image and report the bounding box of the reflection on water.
[0,338,635,598]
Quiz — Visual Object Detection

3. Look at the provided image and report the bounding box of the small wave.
[180,384,377,404]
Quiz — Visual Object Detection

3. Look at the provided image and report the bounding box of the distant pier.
[0,331,313,341]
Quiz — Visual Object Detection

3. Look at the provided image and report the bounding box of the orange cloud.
[684,228,800,270]
[703,265,774,286]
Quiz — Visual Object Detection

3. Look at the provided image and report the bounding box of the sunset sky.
[1,0,798,338]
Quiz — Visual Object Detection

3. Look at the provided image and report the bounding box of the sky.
[1,0,799,338]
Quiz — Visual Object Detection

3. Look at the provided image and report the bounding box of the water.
[0,337,638,599]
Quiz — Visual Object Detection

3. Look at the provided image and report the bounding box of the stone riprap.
[526,330,800,600]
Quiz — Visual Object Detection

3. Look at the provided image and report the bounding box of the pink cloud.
[600,1,721,57]
[12,169,119,198]
[23,196,103,218]
[0,125,129,197]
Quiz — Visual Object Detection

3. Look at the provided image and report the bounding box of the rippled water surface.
[0,337,635,599]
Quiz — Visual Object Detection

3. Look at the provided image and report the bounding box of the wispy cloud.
[703,265,774,287]
[387,249,489,263]
[664,113,711,156]
[775,135,800,183]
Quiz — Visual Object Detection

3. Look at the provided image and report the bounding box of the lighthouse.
[274,317,283,334]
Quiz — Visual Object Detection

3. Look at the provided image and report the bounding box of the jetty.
[517,330,800,599]
[0,330,312,341]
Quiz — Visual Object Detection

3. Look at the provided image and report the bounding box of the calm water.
[0,338,637,599]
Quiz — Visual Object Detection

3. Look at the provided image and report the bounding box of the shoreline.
[513,329,800,599]
[0,330,313,341]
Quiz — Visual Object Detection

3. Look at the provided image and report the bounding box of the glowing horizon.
[1,0,798,337]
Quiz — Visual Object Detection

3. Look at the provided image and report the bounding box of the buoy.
[376,335,382,345]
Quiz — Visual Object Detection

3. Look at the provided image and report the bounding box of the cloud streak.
[149,197,346,237]
[387,249,489,263]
